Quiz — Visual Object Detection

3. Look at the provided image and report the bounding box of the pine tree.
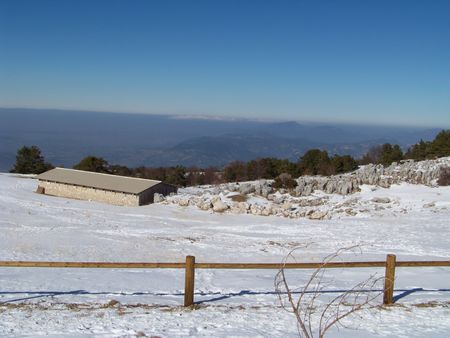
[405,130,450,160]
[10,145,54,174]
[379,143,403,166]
[298,149,332,175]
[73,156,109,173]
[429,130,450,158]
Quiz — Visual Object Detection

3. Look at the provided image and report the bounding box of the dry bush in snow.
[275,245,383,338]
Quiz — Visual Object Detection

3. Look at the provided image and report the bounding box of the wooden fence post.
[383,254,396,305]
[184,255,195,307]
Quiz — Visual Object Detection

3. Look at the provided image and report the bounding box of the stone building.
[36,168,177,206]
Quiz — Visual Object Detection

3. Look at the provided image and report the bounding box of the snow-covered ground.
[0,173,449,337]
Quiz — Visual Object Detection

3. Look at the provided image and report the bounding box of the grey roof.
[37,168,161,194]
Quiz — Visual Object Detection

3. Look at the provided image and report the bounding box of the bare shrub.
[437,167,450,186]
[275,245,383,338]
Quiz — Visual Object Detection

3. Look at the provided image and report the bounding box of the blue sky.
[1,0,449,127]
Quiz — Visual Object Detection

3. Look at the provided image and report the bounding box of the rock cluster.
[295,157,449,196]
[157,157,449,220]
[164,189,332,220]
[237,181,273,197]
[295,176,358,196]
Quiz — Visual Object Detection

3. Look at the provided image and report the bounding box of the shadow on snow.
[1,288,449,304]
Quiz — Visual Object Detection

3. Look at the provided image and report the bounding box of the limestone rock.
[281,202,292,210]
[372,197,391,203]
[197,200,212,211]
[239,183,255,195]
[308,210,328,220]
[261,185,273,198]
[212,199,228,212]
[230,202,249,214]
[178,198,190,206]
[345,208,357,216]
[261,206,273,216]
[249,204,260,215]
[153,193,165,203]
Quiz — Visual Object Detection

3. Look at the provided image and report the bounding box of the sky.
[0,0,449,127]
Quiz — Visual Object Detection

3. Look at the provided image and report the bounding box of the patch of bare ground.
[0,301,280,314]
[229,194,248,202]
[2,299,448,317]
[413,301,450,308]
[0,300,171,312]
[379,301,450,310]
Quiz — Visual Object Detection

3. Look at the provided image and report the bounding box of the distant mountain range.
[0,108,441,171]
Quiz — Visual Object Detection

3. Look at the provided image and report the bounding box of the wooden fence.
[1,255,450,307]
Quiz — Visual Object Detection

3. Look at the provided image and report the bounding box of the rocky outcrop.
[294,157,449,196]
[159,157,449,220]
[372,197,391,204]
[308,210,329,220]
[238,183,255,195]
[295,176,360,196]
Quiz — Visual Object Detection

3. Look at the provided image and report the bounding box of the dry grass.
[229,194,248,202]
[101,299,120,308]
[0,300,171,312]
[413,301,450,308]
[0,301,280,315]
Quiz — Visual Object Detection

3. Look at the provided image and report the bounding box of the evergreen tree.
[331,155,358,174]
[298,149,332,175]
[428,130,450,158]
[73,156,109,173]
[379,143,403,166]
[186,167,205,186]
[405,139,428,160]
[223,161,247,182]
[274,158,299,177]
[10,145,53,174]
[273,173,297,190]
[165,165,187,187]
[108,164,132,176]
[405,130,449,160]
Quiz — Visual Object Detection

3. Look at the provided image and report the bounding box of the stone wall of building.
[38,180,140,206]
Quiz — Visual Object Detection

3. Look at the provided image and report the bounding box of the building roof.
[37,168,162,194]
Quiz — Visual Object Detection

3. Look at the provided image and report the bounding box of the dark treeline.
[10,130,450,187]
[223,152,358,183]
[359,130,450,165]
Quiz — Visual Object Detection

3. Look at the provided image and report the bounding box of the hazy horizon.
[1,106,449,129]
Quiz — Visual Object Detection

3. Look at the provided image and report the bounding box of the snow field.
[0,173,450,337]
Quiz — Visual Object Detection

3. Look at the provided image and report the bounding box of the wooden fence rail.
[1,255,449,307]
